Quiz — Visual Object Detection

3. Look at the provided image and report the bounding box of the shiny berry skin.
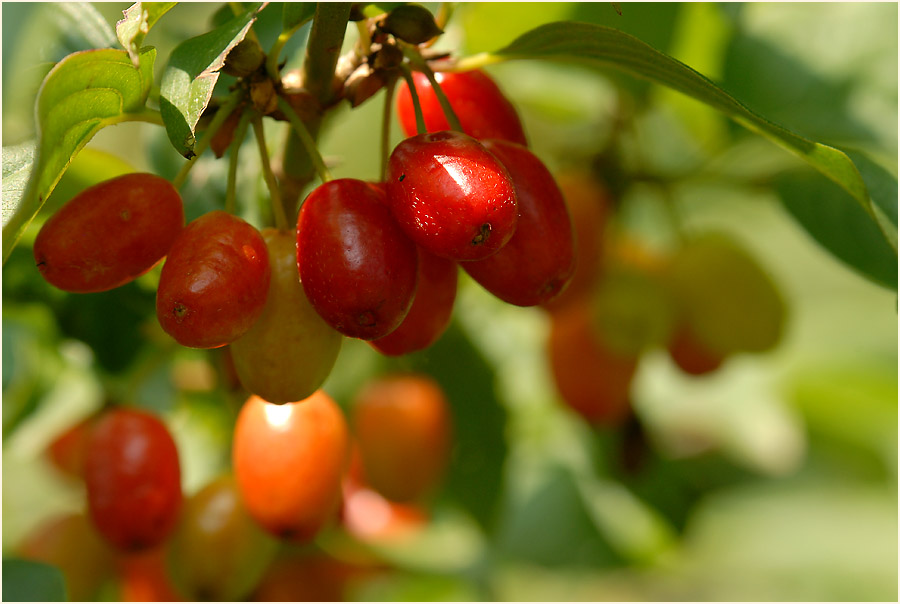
[297,179,418,340]
[396,70,528,145]
[232,391,349,540]
[547,301,637,426]
[462,140,576,306]
[167,475,277,602]
[352,374,451,502]
[231,229,342,403]
[386,131,518,261]
[34,173,184,293]
[156,211,270,349]
[369,247,457,356]
[84,407,183,552]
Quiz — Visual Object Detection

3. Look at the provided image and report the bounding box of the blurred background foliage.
[2,2,897,601]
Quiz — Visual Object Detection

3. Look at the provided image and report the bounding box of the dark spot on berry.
[398,174,406,182]
[357,311,376,327]
[173,303,188,321]
[471,223,491,246]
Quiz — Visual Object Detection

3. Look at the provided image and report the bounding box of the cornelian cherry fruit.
[231,229,342,403]
[297,179,417,340]
[386,131,518,261]
[84,407,182,552]
[34,173,184,293]
[462,140,576,306]
[232,391,349,540]
[369,247,457,356]
[396,70,528,145]
[156,211,270,349]
[547,301,637,426]
[352,374,451,502]
[167,475,277,601]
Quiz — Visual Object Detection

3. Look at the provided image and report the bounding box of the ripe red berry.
[369,247,457,356]
[232,391,349,541]
[396,70,527,145]
[462,140,576,306]
[84,407,182,552]
[352,374,451,502]
[46,416,94,479]
[547,302,637,426]
[386,131,518,261]
[34,173,184,293]
[156,211,270,349]
[297,179,418,340]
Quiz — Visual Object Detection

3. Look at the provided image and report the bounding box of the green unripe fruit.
[593,265,676,356]
[167,476,277,601]
[230,229,342,404]
[668,234,786,355]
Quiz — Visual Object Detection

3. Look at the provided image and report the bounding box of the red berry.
[232,392,349,541]
[156,211,270,349]
[396,70,527,145]
[386,131,518,261]
[462,140,576,306]
[369,247,457,356]
[84,408,182,552]
[352,374,451,502]
[34,173,184,293]
[46,416,94,479]
[547,302,636,426]
[297,179,418,340]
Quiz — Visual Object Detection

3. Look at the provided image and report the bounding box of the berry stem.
[173,91,243,190]
[381,78,397,180]
[399,65,427,135]
[400,44,463,132]
[277,96,332,184]
[278,3,350,208]
[225,111,253,215]
[252,116,290,231]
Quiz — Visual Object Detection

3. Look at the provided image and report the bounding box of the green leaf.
[1,47,156,264]
[776,170,897,289]
[482,21,896,252]
[2,142,37,228]
[116,2,177,67]
[2,559,67,602]
[283,2,316,30]
[53,2,118,50]
[159,5,261,158]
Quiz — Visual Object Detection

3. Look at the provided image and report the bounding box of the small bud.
[250,78,278,115]
[223,39,265,78]
[380,4,443,45]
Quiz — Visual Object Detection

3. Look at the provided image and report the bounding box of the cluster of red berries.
[27,373,450,601]
[33,67,576,406]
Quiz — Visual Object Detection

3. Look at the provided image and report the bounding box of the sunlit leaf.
[159,4,261,158]
[54,2,117,50]
[116,2,178,67]
[1,48,156,264]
